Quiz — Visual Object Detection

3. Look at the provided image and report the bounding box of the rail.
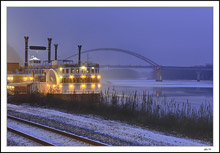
[8,115,107,146]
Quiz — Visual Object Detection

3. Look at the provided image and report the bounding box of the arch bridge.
[65,48,211,82]
[65,48,162,81]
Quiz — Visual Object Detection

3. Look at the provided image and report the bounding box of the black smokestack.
[24,36,29,67]
[48,38,52,62]
[78,45,82,66]
[54,44,58,60]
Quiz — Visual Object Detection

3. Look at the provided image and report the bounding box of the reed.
[7,89,213,142]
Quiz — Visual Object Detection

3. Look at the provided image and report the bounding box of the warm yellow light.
[91,67,94,69]
[81,84,86,88]
[59,67,63,71]
[91,84,96,88]
[47,84,50,87]
[8,77,13,80]
[97,75,101,79]
[59,84,62,88]
[69,84,74,89]
[29,77,33,80]
[69,75,74,79]
[24,77,28,81]
[53,84,56,88]
[81,66,86,70]
[81,75,86,79]
[98,84,101,88]
[60,76,63,79]
[91,75,95,79]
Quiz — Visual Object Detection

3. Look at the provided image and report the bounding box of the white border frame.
[1,1,219,152]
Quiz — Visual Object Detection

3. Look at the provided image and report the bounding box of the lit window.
[81,75,86,79]
[69,84,74,89]
[69,75,74,79]
[81,84,86,88]
[97,75,101,79]
[81,66,86,70]
[91,84,96,89]
[91,75,95,79]
[98,84,101,88]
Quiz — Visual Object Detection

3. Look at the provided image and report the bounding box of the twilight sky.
[7,7,213,66]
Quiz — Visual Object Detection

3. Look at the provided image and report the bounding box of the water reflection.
[156,87,162,97]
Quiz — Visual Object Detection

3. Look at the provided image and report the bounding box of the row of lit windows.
[7,76,33,81]
[61,78,100,83]
[60,67,99,74]
[47,83,101,89]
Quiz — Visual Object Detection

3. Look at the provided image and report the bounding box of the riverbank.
[7,103,211,146]
[7,91,213,143]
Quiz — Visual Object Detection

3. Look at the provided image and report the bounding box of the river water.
[101,79,213,109]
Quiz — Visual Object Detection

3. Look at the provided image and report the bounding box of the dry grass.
[7,89,213,142]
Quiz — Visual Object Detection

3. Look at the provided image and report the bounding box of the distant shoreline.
[101,79,213,88]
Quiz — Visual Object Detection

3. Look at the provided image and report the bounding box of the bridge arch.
[64,48,159,67]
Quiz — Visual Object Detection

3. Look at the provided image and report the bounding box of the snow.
[7,131,41,146]
[7,104,211,146]
[8,118,88,146]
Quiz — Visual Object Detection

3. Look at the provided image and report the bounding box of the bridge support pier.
[156,66,162,82]
[196,71,201,82]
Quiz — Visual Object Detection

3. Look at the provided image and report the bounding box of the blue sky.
[7,7,213,66]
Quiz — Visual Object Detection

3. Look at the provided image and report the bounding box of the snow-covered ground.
[7,118,89,146]
[7,131,42,146]
[7,104,211,146]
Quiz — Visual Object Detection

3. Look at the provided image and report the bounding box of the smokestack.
[48,38,52,62]
[24,36,29,67]
[54,44,58,60]
[78,45,82,66]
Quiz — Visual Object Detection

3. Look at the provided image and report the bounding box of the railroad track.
[7,115,107,146]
